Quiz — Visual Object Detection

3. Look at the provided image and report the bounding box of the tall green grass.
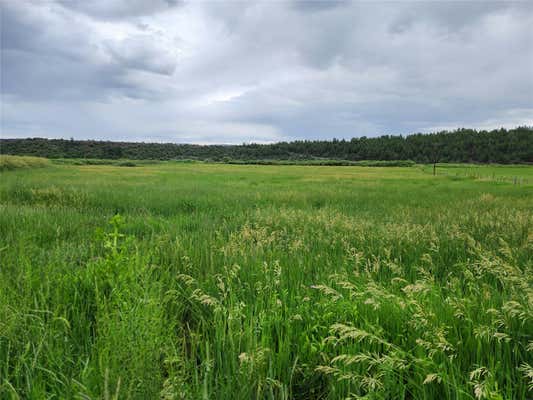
[0,163,531,399]
[225,159,416,166]
[424,163,533,185]
[0,155,50,171]
[51,158,163,167]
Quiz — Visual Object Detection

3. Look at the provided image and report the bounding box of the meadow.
[430,164,533,186]
[0,159,532,399]
[0,155,51,171]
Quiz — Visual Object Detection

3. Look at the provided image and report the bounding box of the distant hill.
[1,127,532,164]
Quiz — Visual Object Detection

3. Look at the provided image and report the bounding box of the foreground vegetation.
[0,163,532,399]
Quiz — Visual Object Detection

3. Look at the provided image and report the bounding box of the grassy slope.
[0,155,50,171]
[0,163,532,399]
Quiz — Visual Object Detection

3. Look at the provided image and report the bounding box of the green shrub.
[117,161,137,167]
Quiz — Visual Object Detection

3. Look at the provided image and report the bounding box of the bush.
[117,161,137,167]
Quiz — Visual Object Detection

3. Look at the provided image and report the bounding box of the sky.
[1,0,532,144]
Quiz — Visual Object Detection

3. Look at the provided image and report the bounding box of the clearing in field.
[0,161,532,399]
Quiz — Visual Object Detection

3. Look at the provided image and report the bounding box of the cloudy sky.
[1,0,532,144]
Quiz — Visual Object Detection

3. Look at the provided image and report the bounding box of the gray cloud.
[106,34,179,75]
[58,0,181,19]
[291,0,348,13]
[1,0,532,143]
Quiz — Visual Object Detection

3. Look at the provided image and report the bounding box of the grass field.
[428,164,533,185]
[0,155,51,171]
[0,162,532,399]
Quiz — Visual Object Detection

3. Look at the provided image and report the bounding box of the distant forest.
[1,127,532,163]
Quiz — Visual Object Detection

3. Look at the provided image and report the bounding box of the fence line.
[425,166,530,186]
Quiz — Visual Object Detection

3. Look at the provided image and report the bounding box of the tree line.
[1,127,531,163]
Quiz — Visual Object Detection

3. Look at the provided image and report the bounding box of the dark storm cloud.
[1,0,532,143]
